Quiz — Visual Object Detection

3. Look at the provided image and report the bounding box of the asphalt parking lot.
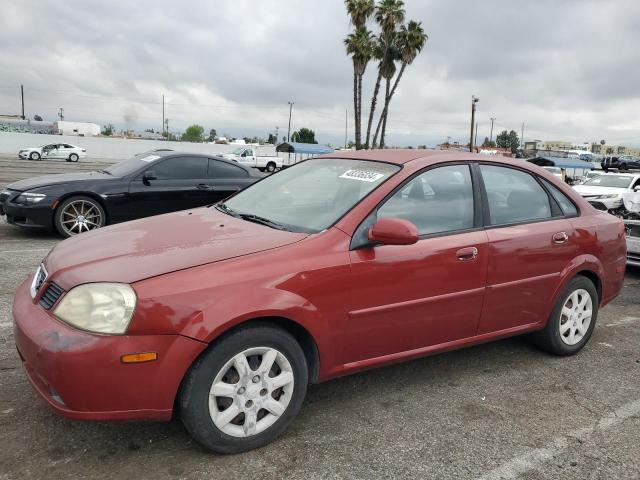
[0,156,639,479]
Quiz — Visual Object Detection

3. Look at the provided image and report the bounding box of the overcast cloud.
[1,0,639,147]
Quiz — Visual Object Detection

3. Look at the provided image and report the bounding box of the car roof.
[316,149,528,168]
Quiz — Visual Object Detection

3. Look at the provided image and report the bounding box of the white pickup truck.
[221,147,283,173]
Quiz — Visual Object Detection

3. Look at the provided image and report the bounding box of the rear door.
[476,164,578,334]
[127,155,210,217]
[207,158,252,203]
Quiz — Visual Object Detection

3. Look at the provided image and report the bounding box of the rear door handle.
[456,246,478,261]
[552,231,568,244]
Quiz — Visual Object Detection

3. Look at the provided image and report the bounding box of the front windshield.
[231,147,246,155]
[104,157,148,176]
[583,175,633,188]
[222,158,400,232]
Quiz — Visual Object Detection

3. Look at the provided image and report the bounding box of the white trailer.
[54,121,101,136]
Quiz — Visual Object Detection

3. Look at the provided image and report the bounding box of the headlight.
[15,192,47,205]
[54,283,137,334]
[595,194,620,199]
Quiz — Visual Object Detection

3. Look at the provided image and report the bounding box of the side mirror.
[143,170,157,181]
[368,217,419,246]
[634,186,640,192]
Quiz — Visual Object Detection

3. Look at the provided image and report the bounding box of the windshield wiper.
[216,204,289,231]
[96,169,112,175]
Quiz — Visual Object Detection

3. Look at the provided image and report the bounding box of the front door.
[475,164,578,334]
[127,155,210,218]
[344,164,488,365]
[207,159,252,203]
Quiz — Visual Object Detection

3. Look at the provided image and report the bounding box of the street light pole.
[490,117,495,142]
[287,101,294,142]
[470,96,479,152]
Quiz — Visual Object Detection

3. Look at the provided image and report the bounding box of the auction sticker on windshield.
[339,170,386,182]
[140,155,161,163]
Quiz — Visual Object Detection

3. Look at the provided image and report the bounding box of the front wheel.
[266,162,277,173]
[180,324,308,454]
[54,196,106,238]
[531,276,598,355]
[29,152,41,161]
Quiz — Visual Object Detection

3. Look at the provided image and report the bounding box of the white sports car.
[18,143,87,162]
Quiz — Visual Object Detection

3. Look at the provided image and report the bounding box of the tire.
[69,153,79,162]
[531,275,599,356]
[29,152,41,161]
[180,324,308,454]
[54,195,106,238]
[266,162,276,173]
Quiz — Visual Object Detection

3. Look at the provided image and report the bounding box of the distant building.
[54,121,101,136]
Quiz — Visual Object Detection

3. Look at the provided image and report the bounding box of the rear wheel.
[68,153,79,162]
[531,276,598,355]
[266,162,277,173]
[29,152,41,161]
[54,196,106,238]
[180,324,308,454]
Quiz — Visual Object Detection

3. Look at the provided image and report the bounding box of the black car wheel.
[69,153,79,162]
[29,152,41,161]
[54,196,106,238]
[266,162,277,173]
[180,324,308,454]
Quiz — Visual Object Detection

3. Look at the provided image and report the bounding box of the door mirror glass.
[143,170,157,181]
[634,186,640,192]
[368,218,419,246]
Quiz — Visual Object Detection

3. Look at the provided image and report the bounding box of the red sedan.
[13,150,626,453]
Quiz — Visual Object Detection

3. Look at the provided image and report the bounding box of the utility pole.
[165,118,169,140]
[521,122,525,151]
[344,108,348,149]
[20,85,25,120]
[490,117,496,142]
[470,96,479,152]
[58,108,64,121]
[162,94,165,140]
[287,101,294,142]
[475,121,478,149]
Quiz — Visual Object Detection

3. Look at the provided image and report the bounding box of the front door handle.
[456,246,478,261]
[552,231,568,244]
[197,183,214,190]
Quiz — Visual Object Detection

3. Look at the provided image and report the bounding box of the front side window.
[153,156,208,180]
[377,164,474,235]
[480,165,551,225]
[223,158,400,233]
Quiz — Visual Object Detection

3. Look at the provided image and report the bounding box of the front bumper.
[12,277,207,421]
[2,201,54,230]
[583,197,623,211]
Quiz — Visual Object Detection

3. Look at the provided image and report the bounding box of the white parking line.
[477,398,640,480]
[606,316,640,327]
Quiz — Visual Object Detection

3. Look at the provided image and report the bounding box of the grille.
[39,283,64,310]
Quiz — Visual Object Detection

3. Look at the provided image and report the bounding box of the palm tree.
[345,0,375,149]
[374,20,427,148]
[368,0,405,148]
[345,0,375,28]
[344,27,375,150]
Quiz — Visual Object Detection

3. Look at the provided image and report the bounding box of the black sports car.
[0,151,262,237]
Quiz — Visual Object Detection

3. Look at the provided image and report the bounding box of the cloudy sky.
[1,0,639,147]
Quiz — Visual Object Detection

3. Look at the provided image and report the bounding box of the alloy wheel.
[208,347,295,438]
[60,199,104,235]
[559,288,592,346]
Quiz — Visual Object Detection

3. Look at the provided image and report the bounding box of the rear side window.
[209,159,249,179]
[480,165,551,225]
[541,179,578,216]
[153,156,208,179]
[378,164,474,235]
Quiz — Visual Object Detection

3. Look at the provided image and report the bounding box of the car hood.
[7,171,112,192]
[573,185,626,196]
[45,207,309,288]
[20,147,42,151]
